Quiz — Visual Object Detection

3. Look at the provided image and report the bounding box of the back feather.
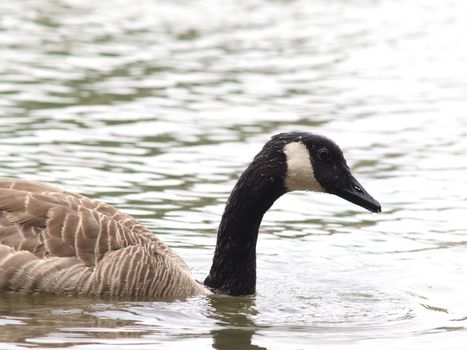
[0,179,207,297]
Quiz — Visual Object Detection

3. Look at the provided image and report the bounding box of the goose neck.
[204,157,286,295]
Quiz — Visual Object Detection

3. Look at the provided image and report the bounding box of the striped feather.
[0,179,209,298]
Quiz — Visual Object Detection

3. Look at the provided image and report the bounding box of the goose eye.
[318,149,330,162]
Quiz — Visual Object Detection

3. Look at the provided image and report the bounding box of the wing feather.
[0,179,205,297]
[0,181,144,266]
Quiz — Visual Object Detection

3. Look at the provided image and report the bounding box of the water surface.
[1,0,467,349]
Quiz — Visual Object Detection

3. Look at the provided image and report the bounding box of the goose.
[0,132,380,298]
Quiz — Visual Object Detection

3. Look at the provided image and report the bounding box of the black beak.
[331,173,381,213]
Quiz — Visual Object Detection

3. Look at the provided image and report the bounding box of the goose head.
[271,132,381,213]
[206,132,381,295]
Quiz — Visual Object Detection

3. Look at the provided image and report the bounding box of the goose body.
[0,132,380,298]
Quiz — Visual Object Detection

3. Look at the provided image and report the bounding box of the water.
[0,0,466,348]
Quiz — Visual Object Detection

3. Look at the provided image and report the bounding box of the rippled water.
[1,0,467,349]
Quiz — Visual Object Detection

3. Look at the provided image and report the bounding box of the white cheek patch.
[283,142,324,192]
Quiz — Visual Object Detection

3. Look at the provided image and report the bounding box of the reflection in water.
[0,294,129,344]
[208,295,266,350]
[0,292,267,349]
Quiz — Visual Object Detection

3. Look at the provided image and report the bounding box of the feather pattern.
[0,179,208,298]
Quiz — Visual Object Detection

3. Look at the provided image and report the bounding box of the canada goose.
[0,132,380,298]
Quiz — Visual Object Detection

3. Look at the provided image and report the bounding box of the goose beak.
[331,173,381,213]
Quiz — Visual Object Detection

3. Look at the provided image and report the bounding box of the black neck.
[204,144,286,295]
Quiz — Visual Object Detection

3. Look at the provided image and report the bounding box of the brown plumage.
[0,179,208,298]
[0,133,382,298]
